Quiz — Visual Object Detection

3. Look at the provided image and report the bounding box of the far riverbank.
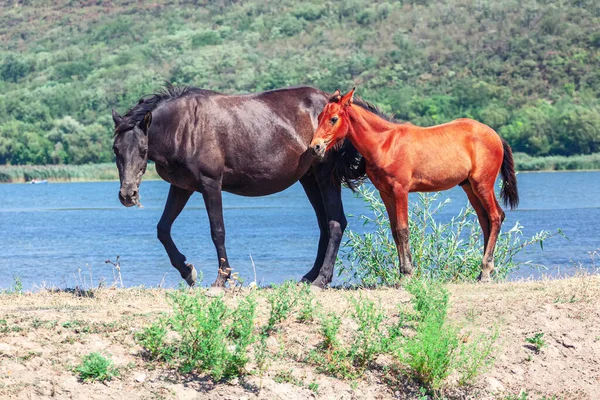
[1,153,600,183]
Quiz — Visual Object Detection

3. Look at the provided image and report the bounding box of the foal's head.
[310,88,355,158]
[111,109,151,207]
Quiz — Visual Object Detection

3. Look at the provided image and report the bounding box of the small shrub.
[348,296,385,369]
[135,320,172,361]
[312,296,388,379]
[400,308,461,390]
[264,281,299,334]
[398,279,498,391]
[297,283,317,323]
[525,332,546,353]
[136,289,257,381]
[76,352,119,382]
[320,311,342,350]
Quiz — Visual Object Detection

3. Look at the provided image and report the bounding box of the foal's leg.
[299,174,329,284]
[199,176,231,287]
[472,181,504,282]
[381,190,413,276]
[157,184,196,285]
[310,170,347,288]
[462,183,490,253]
[391,189,414,275]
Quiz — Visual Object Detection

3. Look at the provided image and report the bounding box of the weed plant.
[525,332,546,353]
[263,280,300,334]
[136,288,257,381]
[76,352,119,382]
[398,279,498,392]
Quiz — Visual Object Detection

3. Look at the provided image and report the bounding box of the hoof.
[206,286,225,297]
[311,276,329,290]
[184,264,197,287]
[309,284,323,294]
[477,272,492,283]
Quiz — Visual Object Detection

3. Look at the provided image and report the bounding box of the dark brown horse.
[111,85,364,288]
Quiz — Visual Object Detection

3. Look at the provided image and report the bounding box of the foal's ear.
[340,87,355,107]
[140,111,152,134]
[111,109,122,126]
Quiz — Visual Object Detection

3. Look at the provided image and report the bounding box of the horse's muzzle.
[119,188,139,207]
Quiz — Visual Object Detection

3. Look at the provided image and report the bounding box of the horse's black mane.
[114,84,213,135]
[330,94,398,191]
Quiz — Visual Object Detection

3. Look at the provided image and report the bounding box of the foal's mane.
[114,83,214,135]
[327,92,398,123]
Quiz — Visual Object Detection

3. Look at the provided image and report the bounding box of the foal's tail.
[499,139,519,210]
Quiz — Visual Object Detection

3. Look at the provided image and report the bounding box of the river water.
[0,171,598,291]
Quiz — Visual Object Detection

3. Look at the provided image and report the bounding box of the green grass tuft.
[76,352,119,382]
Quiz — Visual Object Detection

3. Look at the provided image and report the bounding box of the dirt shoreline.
[1,276,599,399]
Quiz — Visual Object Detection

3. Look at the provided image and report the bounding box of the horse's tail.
[499,139,519,210]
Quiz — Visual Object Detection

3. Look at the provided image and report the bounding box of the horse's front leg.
[200,176,231,287]
[299,174,329,284]
[157,184,196,286]
[310,170,347,288]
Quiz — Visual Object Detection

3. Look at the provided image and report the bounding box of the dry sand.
[0,276,599,399]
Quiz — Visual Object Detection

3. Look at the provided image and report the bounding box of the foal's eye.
[330,116,339,124]
[140,149,147,158]
[113,147,119,155]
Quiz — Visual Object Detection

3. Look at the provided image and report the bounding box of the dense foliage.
[1,0,599,165]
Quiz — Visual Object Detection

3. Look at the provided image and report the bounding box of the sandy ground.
[0,276,599,400]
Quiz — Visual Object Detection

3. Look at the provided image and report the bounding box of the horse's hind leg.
[390,188,413,275]
[299,174,329,284]
[157,184,195,285]
[200,175,231,288]
[462,183,490,253]
[471,180,504,282]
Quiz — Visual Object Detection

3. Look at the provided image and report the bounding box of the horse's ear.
[111,109,122,126]
[140,111,152,134]
[341,87,355,107]
[329,89,342,103]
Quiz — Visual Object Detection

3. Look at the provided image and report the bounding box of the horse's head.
[111,109,152,207]
[310,88,355,158]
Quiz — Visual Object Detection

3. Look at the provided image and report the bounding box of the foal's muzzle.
[310,140,327,158]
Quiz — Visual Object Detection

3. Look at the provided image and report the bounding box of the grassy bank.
[514,152,600,171]
[0,163,160,183]
[0,276,598,399]
[1,152,599,183]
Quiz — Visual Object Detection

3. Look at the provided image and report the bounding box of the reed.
[0,163,160,183]
[514,152,600,171]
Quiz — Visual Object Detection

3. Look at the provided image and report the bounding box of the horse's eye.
[140,149,147,158]
[113,146,119,155]
[330,116,339,124]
